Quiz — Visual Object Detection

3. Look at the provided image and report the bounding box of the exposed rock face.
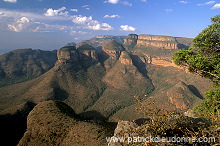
[137,34,178,49]
[102,40,125,59]
[57,46,78,64]
[101,40,125,69]
[124,34,138,45]
[119,51,133,65]
[78,44,98,61]
[57,45,98,65]
[123,34,192,49]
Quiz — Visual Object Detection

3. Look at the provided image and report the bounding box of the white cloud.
[71,30,89,35]
[104,14,120,18]
[198,1,215,6]
[7,17,43,32]
[72,15,93,24]
[72,15,113,31]
[121,1,132,6]
[0,9,74,33]
[82,5,89,8]
[179,1,188,4]
[105,0,132,6]
[0,9,69,21]
[70,9,78,12]
[3,0,17,3]
[44,7,68,17]
[120,25,136,31]
[212,3,220,9]
[106,0,119,4]
[140,0,147,2]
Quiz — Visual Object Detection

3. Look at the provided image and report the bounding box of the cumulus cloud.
[179,1,188,4]
[7,17,42,32]
[198,1,215,6]
[105,0,119,4]
[70,9,78,12]
[103,14,120,18]
[105,0,132,6]
[0,9,74,33]
[3,0,17,3]
[72,15,113,30]
[44,7,68,17]
[212,3,220,9]
[120,25,136,31]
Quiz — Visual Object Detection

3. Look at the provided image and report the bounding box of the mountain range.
[0,34,211,145]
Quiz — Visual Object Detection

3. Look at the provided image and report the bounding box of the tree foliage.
[173,14,220,84]
[173,14,220,118]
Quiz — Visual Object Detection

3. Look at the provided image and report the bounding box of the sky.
[0,0,219,53]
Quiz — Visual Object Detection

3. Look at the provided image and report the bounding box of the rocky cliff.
[124,34,192,49]
[57,45,98,65]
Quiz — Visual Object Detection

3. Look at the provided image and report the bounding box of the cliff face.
[57,45,98,65]
[123,34,138,45]
[124,34,191,49]
[57,46,78,64]
[137,35,178,49]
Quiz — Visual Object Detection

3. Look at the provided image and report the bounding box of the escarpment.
[124,34,192,49]
[57,45,98,65]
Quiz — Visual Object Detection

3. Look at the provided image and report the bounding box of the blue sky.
[0,0,219,52]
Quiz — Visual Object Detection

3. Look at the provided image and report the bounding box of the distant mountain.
[64,42,76,47]
[0,48,57,87]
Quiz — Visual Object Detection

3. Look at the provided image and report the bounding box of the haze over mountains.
[0,34,211,145]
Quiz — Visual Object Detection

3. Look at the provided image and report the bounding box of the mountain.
[0,34,212,145]
[0,48,57,87]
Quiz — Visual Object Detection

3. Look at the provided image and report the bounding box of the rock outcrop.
[100,40,125,69]
[57,45,98,65]
[123,34,138,45]
[78,44,98,61]
[57,46,78,64]
[119,51,133,65]
[137,34,178,49]
[123,34,192,49]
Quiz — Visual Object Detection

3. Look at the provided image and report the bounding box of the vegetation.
[59,46,76,52]
[131,96,220,145]
[173,15,220,120]
[77,44,96,50]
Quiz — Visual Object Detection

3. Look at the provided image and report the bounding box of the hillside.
[18,100,112,146]
[0,48,57,87]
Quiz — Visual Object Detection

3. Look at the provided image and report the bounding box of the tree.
[172,14,220,117]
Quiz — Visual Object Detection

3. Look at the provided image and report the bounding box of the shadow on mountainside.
[79,110,108,121]
[130,55,150,79]
[0,101,36,146]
